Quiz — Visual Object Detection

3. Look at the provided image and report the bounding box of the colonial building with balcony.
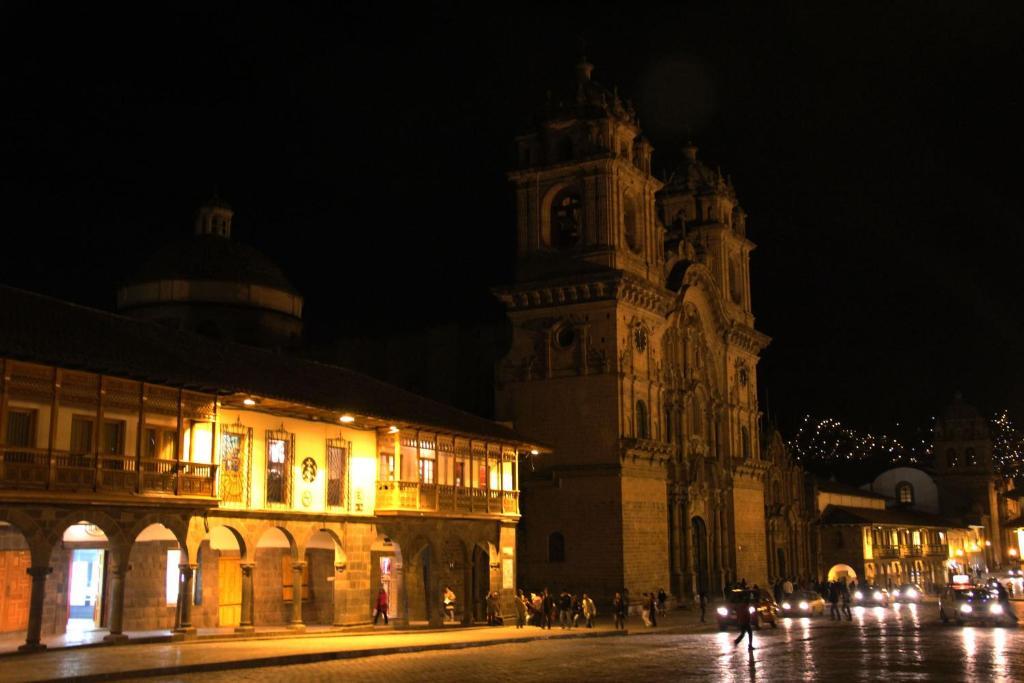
[814,476,980,592]
[0,282,539,652]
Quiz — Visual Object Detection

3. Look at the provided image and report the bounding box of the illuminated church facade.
[495,58,815,603]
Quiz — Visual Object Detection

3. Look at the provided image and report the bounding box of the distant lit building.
[813,478,976,592]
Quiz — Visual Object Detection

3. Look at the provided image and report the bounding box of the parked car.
[779,590,826,617]
[939,585,1014,626]
[715,588,778,630]
[891,583,924,603]
[852,585,890,607]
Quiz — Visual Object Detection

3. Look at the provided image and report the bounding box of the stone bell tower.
[509,57,664,285]
[496,58,675,603]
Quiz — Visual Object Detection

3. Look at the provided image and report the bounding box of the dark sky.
[3,2,1023,435]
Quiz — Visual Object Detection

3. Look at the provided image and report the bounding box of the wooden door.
[0,549,31,632]
[218,557,241,627]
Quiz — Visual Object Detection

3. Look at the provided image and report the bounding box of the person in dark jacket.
[613,592,627,630]
[541,589,555,630]
[698,590,708,623]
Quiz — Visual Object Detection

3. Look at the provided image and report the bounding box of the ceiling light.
[530,449,539,455]
[243,398,256,406]
[388,426,399,433]
[339,415,355,423]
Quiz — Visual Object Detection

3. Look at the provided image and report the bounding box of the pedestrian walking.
[559,591,572,629]
[613,592,627,630]
[373,585,389,625]
[582,593,596,628]
[648,591,658,627]
[698,590,707,623]
[640,592,652,626]
[840,582,852,620]
[542,589,555,630]
[657,587,667,617]
[514,589,528,628]
[828,581,840,620]
[443,586,457,623]
[734,594,754,650]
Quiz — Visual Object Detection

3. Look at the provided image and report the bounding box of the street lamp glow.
[530,449,539,455]
[243,398,256,406]
[339,414,355,423]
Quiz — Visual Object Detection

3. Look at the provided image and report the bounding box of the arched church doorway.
[691,517,709,595]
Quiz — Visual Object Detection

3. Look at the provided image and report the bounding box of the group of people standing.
[514,589,598,629]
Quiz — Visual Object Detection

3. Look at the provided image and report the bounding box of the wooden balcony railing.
[0,446,217,498]
[874,545,899,559]
[903,545,923,557]
[375,481,519,516]
[923,544,949,557]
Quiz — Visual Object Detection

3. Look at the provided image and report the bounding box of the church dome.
[125,235,298,294]
[116,197,303,349]
[661,143,733,197]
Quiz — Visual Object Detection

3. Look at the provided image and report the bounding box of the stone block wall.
[123,540,177,631]
[732,477,768,587]
[518,471,624,607]
[302,548,334,625]
[41,545,71,636]
[621,472,670,600]
[253,547,291,625]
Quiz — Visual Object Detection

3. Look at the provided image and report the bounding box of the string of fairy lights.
[787,412,1024,477]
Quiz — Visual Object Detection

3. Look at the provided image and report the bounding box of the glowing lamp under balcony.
[243,398,256,406]
[339,415,355,423]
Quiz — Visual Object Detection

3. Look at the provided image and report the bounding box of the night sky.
[3,2,1023,437]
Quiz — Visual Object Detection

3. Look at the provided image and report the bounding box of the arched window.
[548,532,565,563]
[896,481,914,505]
[636,400,649,439]
[947,448,958,468]
[741,426,751,459]
[549,188,582,249]
[623,192,641,253]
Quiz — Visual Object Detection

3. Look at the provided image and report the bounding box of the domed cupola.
[116,196,304,349]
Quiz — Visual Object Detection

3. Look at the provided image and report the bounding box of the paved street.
[147,604,1023,682]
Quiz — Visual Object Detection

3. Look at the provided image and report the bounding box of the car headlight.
[960,604,972,614]
[717,607,728,617]
[748,606,756,614]
[905,589,917,599]
[799,601,809,610]
[854,591,863,600]
[990,603,1004,615]
[873,591,883,601]
[782,602,791,610]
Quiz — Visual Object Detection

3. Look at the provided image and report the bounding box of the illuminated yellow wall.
[217,408,377,514]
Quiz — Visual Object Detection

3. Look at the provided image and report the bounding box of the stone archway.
[827,563,858,583]
[301,529,346,626]
[252,526,301,628]
[122,522,182,636]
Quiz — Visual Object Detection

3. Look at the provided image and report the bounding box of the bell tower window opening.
[554,325,576,349]
[636,400,649,439]
[549,188,582,249]
[623,192,642,254]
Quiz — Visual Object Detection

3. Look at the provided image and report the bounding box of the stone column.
[174,563,197,634]
[236,563,255,632]
[426,551,443,628]
[462,554,474,626]
[389,560,408,628]
[103,559,130,642]
[19,566,52,652]
[332,563,346,627]
[289,562,306,630]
